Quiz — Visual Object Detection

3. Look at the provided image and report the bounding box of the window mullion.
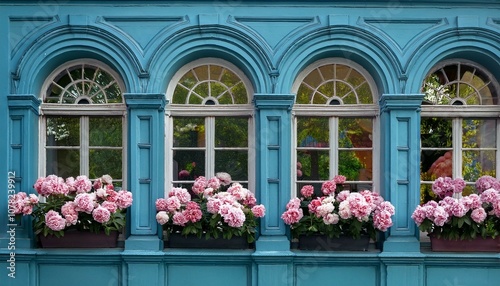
[330,117,338,177]
[497,119,500,179]
[206,117,215,177]
[453,118,462,178]
[81,116,89,177]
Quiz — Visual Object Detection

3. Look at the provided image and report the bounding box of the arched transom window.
[420,59,500,202]
[40,59,126,186]
[166,58,254,191]
[292,58,379,196]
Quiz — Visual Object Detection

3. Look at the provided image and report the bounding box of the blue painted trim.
[379,94,424,253]
[1,95,41,249]
[124,93,165,250]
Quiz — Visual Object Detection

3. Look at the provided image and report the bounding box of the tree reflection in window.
[420,60,499,203]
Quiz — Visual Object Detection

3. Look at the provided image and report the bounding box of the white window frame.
[165,58,255,195]
[420,59,500,186]
[291,58,380,196]
[39,59,127,186]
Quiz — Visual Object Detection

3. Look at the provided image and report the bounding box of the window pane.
[89,117,122,146]
[46,149,80,177]
[422,150,453,180]
[215,117,248,147]
[173,150,205,181]
[338,150,367,181]
[46,117,80,146]
[421,118,452,148]
[173,117,205,147]
[215,150,248,181]
[339,118,372,148]
[462,150,496,182]
[297,117,329,147]
[89,149,122,180]
[462,119,496,148]
[297,150,329,181]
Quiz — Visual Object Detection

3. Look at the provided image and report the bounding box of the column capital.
[253,94,295,110]
[124,93,166,110]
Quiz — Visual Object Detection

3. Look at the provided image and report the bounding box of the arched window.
[292,58,379,194]
[166,58,254,190]
[40,59,127,186]
[420,59,500,201]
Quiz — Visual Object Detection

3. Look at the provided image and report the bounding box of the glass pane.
[215,150,248,181]
[215,117,248,147]
[172,150,205,181]
[46,149,80,177]
[312,91,328,104]
[297,150,329,181]
[46,117,80,146]
[317,81,334,98]
[173,117,205,147]
[231,82,248,104]
[211,81,226,98]
[462,150,496,182]
[89,149,122,180]
[356,82,373,104]
[462,119,496,148]
[296,84,313,104]
[346,69,364,87]
[172,86,188,104]
[193,65,209,81]
[189,84,205,104]
[303,68,322,88]
[297,117,329,147]
[105,83,122,103]
[421,150,453,180]
[90,117,122,146]
[335,81,350,97]
[179,71,197,89]
[338,150,367,181]
[339,118,373,148]
[421,118,452,148]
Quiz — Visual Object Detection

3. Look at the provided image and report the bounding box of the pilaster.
[124,93,165,250]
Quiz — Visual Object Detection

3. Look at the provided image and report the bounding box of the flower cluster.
[431,176,465,198]
[156,172,265,243]
[282,175,395,241]
[9,174,133,237]
[412,175,500,240]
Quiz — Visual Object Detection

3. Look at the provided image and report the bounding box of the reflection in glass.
[462,119,496,148]
[297,117,329,147]
[297,150,330,181]
[215,150,248,182]
[173,117,205,147]
[90,117,122,147]
[215,117,248,147]
[46,149,80,177]
[172,150,205,181]
[462,150,496,182]
[46,117,80,146]
[90,149,122,180]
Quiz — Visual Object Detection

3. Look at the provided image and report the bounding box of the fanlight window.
[44,63,123,104]
[172,64,248,105]
[422,60,499,105]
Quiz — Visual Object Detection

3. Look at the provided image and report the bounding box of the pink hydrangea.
[321,180,337,195]
[101,201,118,213]
[300,185,314,198]
[155,198,169,212]
[216,172,232,186]
[169,187,191,204]
[471,207,487,223]
[207,176,221,190]
[73,175,92,193]
[223,207,246,228]
[251,204,266,218]
[92,206,111,223]
[336,190,350,202]
[115,190,133,209]
[228,183,248,200]
[243,193,257,207]
[156,211,169,225]
[44,210,66,231]
[333,175,346,184]
[172,212,188,226]
[373,210,393,231]
[74,193,96,214]
[207,198,222,214]
[39,175,69,196]
[183,201,203,223]
[411,205,427,225]
[281,208,303,225]
[475,175,500,193]
[192,176,207,195]
[323,213,339,225]
[308,198,323,214]
[432,176,464,198]
[480,188,500,204]
[286,198,301,209]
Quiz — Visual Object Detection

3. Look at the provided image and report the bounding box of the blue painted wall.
[0,1,499,286]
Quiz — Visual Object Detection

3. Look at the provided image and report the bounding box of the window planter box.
[297,234,370,251]
[430,235,500,252]
[166,233,250,249]
[38,230,119,248]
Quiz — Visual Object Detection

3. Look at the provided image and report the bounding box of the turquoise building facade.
[1,1,499,285]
